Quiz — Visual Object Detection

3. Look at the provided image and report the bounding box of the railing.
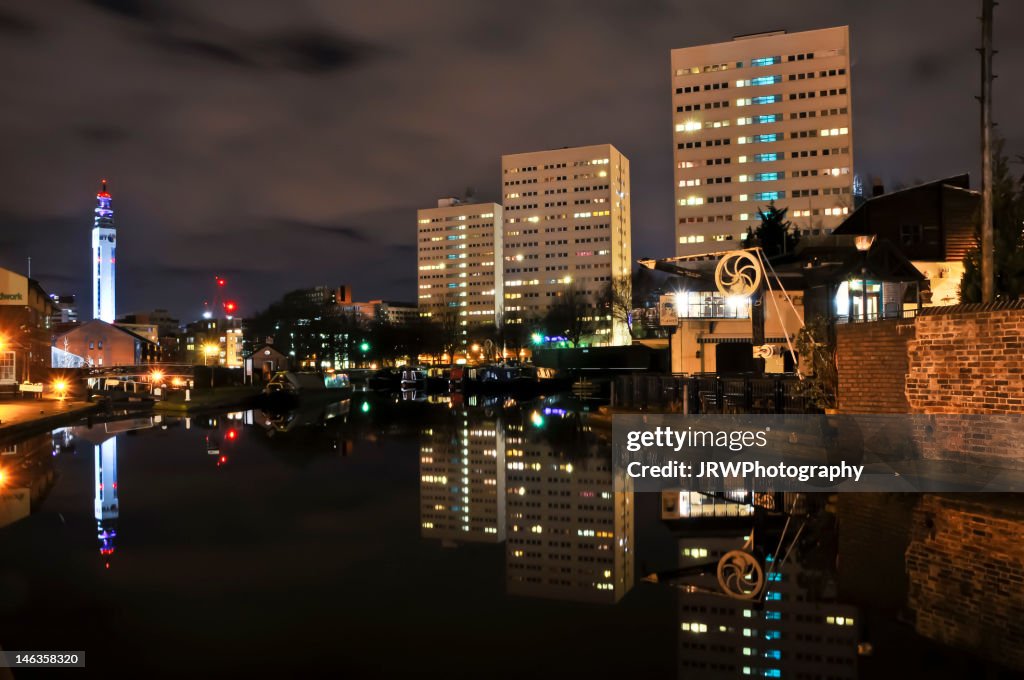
[612,373,811,414]
[834,306,919,324]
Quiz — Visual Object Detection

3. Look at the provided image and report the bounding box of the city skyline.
[0,1,1021,319]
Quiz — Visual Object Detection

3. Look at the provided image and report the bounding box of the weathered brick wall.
[906,303,1024,466]
[905,494,1024,671]
[836,319,915,413]
[906,303,1024,414]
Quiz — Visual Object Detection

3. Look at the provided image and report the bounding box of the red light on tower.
[225,428,238,441]
[216,277,226,287]
[224,300,237,314]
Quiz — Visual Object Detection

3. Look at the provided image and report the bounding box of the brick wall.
[836,319,915,413]
[906,302,1024,414]
[905,494,1024,671]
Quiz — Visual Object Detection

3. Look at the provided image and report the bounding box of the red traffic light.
[225,429,238,441]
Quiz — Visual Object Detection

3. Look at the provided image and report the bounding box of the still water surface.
[0,394,1018,678]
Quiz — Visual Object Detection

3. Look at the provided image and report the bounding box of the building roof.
[832,174,975,237]
[54,318,158,345]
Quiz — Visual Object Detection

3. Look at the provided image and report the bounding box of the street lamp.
[203,344,219,388]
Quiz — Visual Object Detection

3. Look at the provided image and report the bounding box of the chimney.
[871,178,885,198]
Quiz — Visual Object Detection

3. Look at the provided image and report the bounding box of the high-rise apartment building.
[671,26,854,256]
[416,198,504,346]
[501,144,632,346]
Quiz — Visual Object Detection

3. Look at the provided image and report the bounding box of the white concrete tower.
[91,179,116,322]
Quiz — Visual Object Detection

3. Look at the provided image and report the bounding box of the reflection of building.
[504,413,634,603]
[92,179,117,322]
[666,500,858,678]
[671,27,854,256]
[0,432,57,529]
[501,144,632,346]
[94,437,118,557]
[417,198,505,344]
[419,407,506,544]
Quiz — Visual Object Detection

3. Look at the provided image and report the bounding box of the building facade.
[92,179,117,322]
[417,198,504,346]
[671,27,854,255]
[501,144,632,345]
[832,174,977,307]
[54,319,159,366]
[0,267,54,385]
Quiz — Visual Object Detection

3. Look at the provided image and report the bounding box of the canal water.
[0,393,1019,678]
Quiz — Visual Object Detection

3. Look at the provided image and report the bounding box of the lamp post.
[203,344,219,388]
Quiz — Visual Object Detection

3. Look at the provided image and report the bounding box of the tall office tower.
[419,406,506,545]
[671,26,853,256]
[501,144,632,346]
[91,179,117,322]
[417,198,504,349]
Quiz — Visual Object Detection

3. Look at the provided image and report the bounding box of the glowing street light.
[203,344,219,365]
[150,370,165,384]
[52,379,68,400]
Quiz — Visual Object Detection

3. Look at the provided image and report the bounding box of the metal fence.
[612,373,812,414]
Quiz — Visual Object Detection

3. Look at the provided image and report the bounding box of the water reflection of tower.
[666,496,858,679]
[504,412,634,604]
[420,407,506,544]
[94,438,118,560]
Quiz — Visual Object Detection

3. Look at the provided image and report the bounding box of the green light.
[359,341,370,353]
[530,411,544,427]
[360,401,371,413]
[531,333,543,345]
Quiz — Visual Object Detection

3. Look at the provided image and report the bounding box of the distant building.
[248,343,290,379]
[0,267,54,385]
[417,198,504,346]
[671,27,854,255]
[54,319,159,367]
[831,174,977,306]
[183,317,243,367]
[92,179,117,322]
[118,309,182,361]
[48,294,79,328]
[346,299,418,326]
[301,285,352,307]
[501,144,632,345]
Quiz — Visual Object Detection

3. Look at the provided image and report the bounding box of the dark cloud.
[84,0,167,24]
[75,125,131,143]
[0,8,38,35]
[268,31,368,75]
[263,219,371,242]
[153,34,256,68]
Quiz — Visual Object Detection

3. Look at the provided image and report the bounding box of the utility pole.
[979,0,996,303]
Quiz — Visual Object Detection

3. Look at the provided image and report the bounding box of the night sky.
[0,0,1021,321]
